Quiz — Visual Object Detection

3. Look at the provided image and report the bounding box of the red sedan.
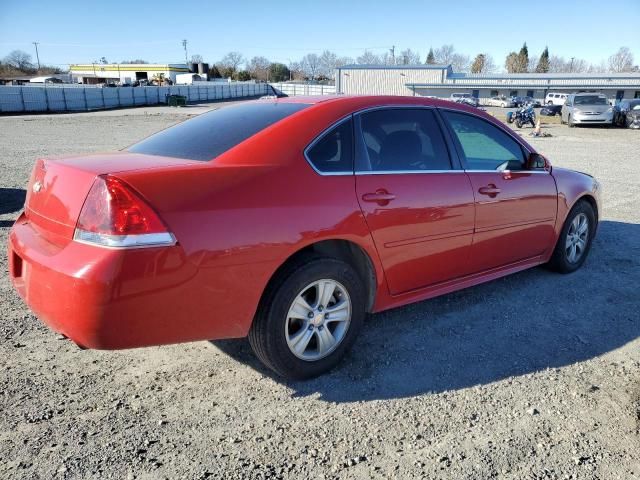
[8,96,600,379]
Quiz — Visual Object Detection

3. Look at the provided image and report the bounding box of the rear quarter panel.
[116,102,384,338]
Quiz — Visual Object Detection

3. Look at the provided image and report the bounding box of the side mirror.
[527,153,551,171]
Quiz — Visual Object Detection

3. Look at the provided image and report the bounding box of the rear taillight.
[74,175,176,248]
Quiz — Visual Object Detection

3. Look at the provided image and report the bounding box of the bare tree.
[4,50,33,71]
[319,50,338,78]
[289,61,306,80]
[218,51,245,72]
[608,47,634,72]
[248,56,270,81]
[433,44,456,64]
[451,53,470,72]
[302,53,321,80]
[190,54,203,63]
[398,48,421,65]
[357,50,382,64]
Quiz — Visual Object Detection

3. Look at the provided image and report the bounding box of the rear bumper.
[8,214,268,349]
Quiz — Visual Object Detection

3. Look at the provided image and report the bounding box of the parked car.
[545,92,569,105]
[613,99,640,129]
[449,92,474,103]
[455,96,480,108]
[561,93,613,127]
[540,104,562,116]
[486,95,515,108]
[8,96,601,379]
[513,96,541,108]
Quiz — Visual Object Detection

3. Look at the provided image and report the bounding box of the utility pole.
[32,42,41,70]
[182,39,188,65]
[570,57,575,73]
[390,45,395,65]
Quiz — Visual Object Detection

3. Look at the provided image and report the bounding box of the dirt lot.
[1,102,639,480]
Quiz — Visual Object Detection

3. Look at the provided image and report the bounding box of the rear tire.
[248,255,365,380]
[568,115,574,128]
[547,200,595,274]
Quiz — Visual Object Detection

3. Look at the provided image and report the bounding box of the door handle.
[362,190,396,206]
[478,184,501,197]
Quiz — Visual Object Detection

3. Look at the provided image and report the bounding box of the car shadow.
[0,188,26,216]
[211,220,639,402]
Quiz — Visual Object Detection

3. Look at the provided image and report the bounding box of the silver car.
[485,95,515,108]
[561,93,613,127]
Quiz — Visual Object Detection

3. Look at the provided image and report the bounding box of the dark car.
[514,96,541,108]
[613,99,640,129]
[540,104,562,116]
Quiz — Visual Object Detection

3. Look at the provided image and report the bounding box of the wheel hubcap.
[285,279,352,361]
[565,213,589,263]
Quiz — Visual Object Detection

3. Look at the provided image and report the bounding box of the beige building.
[70,63,190,84]
[336,64,640,102]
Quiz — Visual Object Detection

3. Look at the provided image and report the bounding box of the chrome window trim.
[355,170,462,175]
[303,115,354,176]
[303,104,546,176]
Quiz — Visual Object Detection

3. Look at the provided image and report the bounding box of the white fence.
[0,83,269,113]
[269,83,336,96]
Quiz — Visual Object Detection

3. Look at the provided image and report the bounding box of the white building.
[336,64,640,102]
[70,63,190,84]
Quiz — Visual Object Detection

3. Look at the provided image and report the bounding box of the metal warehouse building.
[336,64,640,102]
[70,63,190,84]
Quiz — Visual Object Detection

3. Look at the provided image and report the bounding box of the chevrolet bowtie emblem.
[32,181,43,193]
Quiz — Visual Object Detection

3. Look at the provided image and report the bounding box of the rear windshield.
[128,102,309,161]
[574,95,608,106]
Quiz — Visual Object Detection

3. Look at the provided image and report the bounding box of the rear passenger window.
[442,111,525,171]
[306,118,353,173]
[357,109,451,172]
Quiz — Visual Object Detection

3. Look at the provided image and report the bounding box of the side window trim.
[303,115,354,176]
[353,106,459,174]
[438,107,530,171]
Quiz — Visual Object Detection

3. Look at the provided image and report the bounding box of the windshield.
[129,102,310,161]
[574,95,608,106]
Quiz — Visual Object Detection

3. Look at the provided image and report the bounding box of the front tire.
[249,255,365,379]
[568,115,574,128]
[547,201,595,273]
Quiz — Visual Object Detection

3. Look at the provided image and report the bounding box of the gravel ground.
[1,103,639,480]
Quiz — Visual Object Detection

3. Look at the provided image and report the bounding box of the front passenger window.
[441,111,525,171]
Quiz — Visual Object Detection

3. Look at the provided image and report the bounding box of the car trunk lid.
[24,153,201,247]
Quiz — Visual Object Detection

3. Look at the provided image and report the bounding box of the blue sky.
[1,0,638,70]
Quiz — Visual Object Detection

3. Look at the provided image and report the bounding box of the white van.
[545,92,568,106]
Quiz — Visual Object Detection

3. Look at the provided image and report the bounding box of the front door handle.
[478,184,501,197]
[362,190,396,206]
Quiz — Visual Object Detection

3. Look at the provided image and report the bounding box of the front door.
[440,109,557,272]
[354,108,476,295]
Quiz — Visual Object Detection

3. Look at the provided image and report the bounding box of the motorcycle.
[509,103,536,128]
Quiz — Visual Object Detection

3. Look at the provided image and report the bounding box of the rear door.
[440,109,557,272]
[354,107,476,295]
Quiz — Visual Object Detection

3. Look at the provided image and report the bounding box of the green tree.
[518,42,529,72]
[425,48,435,64]
[269,63,290,82]
[535,46,550,73]
[234,70,251,81]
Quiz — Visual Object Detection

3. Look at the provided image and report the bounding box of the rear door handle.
[478,184,501,197]
[362,190,396,206]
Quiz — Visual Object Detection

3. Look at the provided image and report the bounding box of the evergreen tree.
[426,48,435,64]
[536,46,550,73]
[518,42,529,73]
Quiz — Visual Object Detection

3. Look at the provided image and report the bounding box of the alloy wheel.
[565,213,589,263]
[284,279,352,361]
